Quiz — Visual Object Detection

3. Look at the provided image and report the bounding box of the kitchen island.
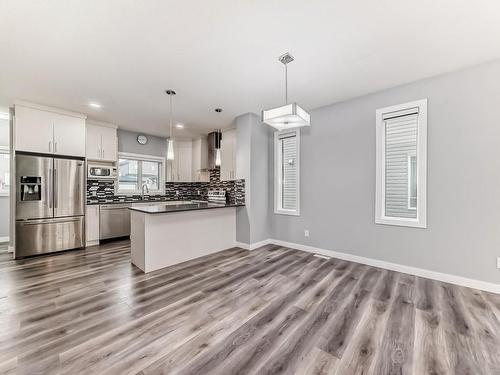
[129,202,244,273]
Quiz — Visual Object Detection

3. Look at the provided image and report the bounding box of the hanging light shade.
[215,148,221,167]
[262,52,310,131]
[166,139,174,161]
[165,89,176,160]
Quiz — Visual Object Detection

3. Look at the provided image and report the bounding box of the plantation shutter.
[279,132,298,210]
[383,108,418,218]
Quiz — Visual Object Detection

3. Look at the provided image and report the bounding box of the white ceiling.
[1,0,500,138]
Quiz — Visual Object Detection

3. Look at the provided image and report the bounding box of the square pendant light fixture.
[262,53,311,131]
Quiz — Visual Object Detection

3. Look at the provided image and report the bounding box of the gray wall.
[271,60,500,284]
[249,113,274,243]
[118,129,167,158]
[0,116,9,240]
[235,113,273,244]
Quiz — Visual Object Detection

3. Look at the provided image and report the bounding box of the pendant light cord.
[169,94,173,139]
[285,63,288,104]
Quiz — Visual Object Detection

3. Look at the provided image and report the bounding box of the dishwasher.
[99,204,131,240]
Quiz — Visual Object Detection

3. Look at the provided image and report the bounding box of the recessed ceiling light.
[89,102,102,109]
[175,123,184,129]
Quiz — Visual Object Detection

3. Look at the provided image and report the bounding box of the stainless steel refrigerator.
[15,153,85,258]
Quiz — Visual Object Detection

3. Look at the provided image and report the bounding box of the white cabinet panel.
[100,126,117,162]
[15,105,86,157]
[177,141,192,182]
[14,106,53,154]
[220,129,236,181]
[192,137,209,182]
[53,114,86,157]
[86,205,100,245]
[86,124,101,160]
[86,123,117,162]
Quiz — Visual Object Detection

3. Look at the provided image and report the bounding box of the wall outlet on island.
[304,230,309,238]
[497,257,500,269]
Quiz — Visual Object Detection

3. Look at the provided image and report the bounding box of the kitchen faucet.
[141,184,150,200]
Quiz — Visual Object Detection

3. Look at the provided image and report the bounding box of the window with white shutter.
[375,99,427,228]
[274,129,300,215]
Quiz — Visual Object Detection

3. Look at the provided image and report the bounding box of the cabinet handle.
[102,149,104,159]
[49,141,52,153]
[54,142,58,153]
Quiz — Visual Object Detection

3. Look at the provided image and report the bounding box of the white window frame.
[375,99,427,228]
[116,152,165,195]
[274,129,300,216]
[0,146,9,197]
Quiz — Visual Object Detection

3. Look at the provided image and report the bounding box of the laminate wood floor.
[0,240,499,374]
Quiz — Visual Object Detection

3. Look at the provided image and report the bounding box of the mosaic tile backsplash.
[87,169,245,205]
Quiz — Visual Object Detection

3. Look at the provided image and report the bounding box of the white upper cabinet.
[86,122,117,162]
[168,140,193,182]
[53,114,86,157]
[86,124,101,160]
[14,104,86,157]
[192,137,209,182]
[100,126,117,162]
[220,128,236,181]
[15,106,54,154]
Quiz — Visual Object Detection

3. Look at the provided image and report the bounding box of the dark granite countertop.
[86,198,177,206]
[128,202,244,214]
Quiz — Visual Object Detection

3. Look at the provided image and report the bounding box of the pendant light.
[166,89,176,160]
[262,52,310,131]
[215,130,222,167]
[214,109,222,167]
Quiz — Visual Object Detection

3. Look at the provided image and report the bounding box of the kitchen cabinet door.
[86,124,102,160]
[220,129,235,181]
[100,126,117,162]
[86,205,100,245]
[53,114,86,157]
[14,106,54,154]
[177,141,193,182]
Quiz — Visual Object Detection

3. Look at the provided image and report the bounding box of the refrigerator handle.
[48,169,52,208]
[54,168,58,208]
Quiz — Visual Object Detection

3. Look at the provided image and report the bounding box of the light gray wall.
[271,60,500,284]
[235,113,273,244]
[249,113,274,243]
[235,115,251,244]
[118,129,167,158]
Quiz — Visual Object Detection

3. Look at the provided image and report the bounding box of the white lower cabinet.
[86,205,100,246]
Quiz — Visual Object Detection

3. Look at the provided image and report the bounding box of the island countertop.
[128,202,244,214]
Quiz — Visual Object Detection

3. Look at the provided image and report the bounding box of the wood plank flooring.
[0,240,499,374]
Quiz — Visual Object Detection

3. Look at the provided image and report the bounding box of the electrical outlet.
[304,230,309,237]
[497,257,500,269]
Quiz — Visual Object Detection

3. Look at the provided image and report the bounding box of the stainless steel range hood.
[207,131,221,169]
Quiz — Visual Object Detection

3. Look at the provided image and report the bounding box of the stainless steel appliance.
[99,204,131,240]
[207,190,227,204]
[87,163,117,180]
[207,131,222,169]
[15,153,85,258]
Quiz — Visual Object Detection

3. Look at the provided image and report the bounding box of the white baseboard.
[8,246,13,253]
[268,239,500,295]
[235,239,272,251]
